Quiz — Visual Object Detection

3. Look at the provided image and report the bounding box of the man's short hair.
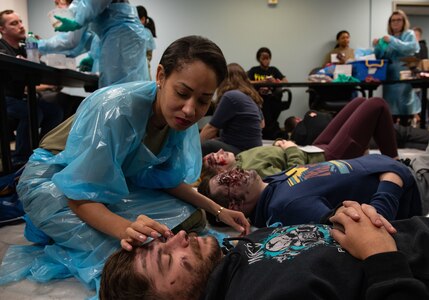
[99,248,161,300]
[413,26,422,34]
[0,10,14,26]
[198,174,229,226]
[100,242,215,300]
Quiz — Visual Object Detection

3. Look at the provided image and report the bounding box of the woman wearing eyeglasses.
[373,10,420,127]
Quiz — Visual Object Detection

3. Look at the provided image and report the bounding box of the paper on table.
[333,64,352,79]
[298,145,325,153]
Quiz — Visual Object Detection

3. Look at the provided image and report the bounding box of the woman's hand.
[383,35,391,43]
[218,208,251,236]
[121,215,173,251]
[372,38,379,46]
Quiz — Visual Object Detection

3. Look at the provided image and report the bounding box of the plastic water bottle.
[25,32,40,63]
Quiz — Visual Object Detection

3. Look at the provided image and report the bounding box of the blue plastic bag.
[0,167,25,227]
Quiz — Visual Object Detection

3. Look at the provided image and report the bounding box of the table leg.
[420,86,427,129]
[0,82,12,174]
[26,82,39,150]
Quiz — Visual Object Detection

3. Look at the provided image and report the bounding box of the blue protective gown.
[0,81,201,293]
[71,0,153,87]
[374,30,421,115]
[38,29,93,58]
[38,1,100,72]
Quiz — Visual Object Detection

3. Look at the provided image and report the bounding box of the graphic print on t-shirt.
[285,160,353,186]
[246,224,342,264]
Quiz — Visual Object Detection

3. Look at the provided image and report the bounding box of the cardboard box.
[333,64,352,79]
[419,59,429,71]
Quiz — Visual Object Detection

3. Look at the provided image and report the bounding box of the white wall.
[25,0,429,122]
[0,0,28,34]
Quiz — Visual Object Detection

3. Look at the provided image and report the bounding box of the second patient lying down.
[199,154,425,227]
[202,97,399,179]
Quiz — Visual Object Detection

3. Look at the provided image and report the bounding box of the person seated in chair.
[99,201,429,300]
[247,47,288,140]
[200,63,264,156]
[0,9,63,165]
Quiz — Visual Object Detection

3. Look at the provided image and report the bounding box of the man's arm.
[330,204,429,300]
[369,172,403,221]
[323,171,405,225]
[273,139,307,167]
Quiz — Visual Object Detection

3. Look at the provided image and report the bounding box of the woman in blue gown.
[373,10,420,126]
[53,0,154,87]
[0,36,250,296]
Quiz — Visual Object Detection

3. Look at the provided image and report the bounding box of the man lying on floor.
[198,154,426,228]
[99,201,429,300]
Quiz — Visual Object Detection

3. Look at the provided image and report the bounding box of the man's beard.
[184,235,222,297]
[189,234,222,268]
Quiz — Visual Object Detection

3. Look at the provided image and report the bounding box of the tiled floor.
[0,223,94,299]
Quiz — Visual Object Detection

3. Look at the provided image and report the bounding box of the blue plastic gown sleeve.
[38,0,94,57]
[72,0,113,27]
[388,30,420,56]
[38,29,93,57]
[376,31,420,59]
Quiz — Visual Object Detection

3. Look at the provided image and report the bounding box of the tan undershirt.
[39,114,170,156]
[39,115,74,154]
[143,120,170,156]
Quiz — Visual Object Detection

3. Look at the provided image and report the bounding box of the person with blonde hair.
[200,63,264,155]
[373,10,420,126]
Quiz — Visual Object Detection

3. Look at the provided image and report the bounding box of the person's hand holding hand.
[265,76,276,82]
[54,16,82,32]
[121,215,173,251]
[330,204,397,260]
[258,87,270,95]
[217,207,251,236]
[334,201,397,234]
[274,139,297,150]
[383,35,391,43]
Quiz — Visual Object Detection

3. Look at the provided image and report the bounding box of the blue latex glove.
[54,16,82,32]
